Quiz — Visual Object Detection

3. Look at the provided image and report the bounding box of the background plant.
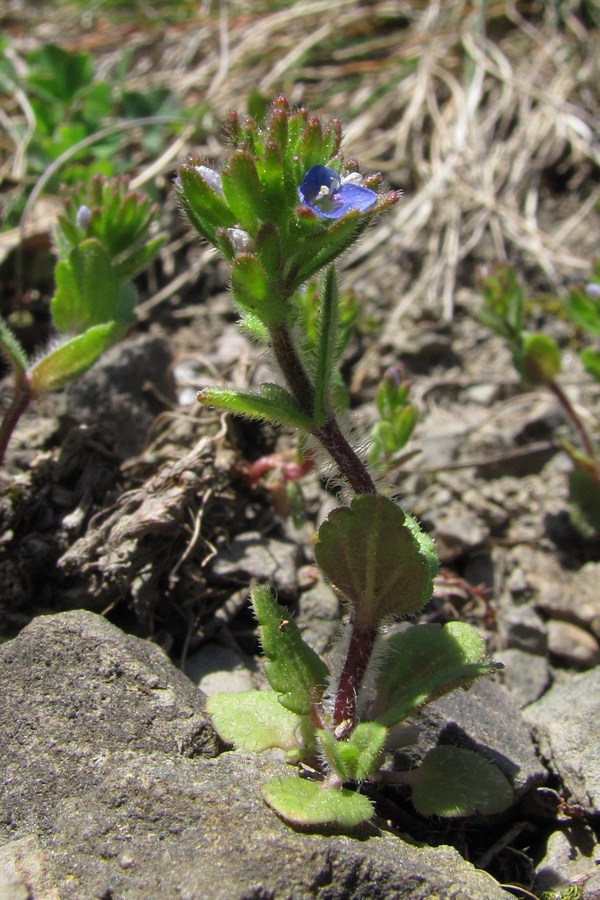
[0,175,164,463]
[477,262,600,535]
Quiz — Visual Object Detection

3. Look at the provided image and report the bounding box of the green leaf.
[319,722,388,781]
[0,316,28,376]
[231,253,284,325]
[28,322,122,394]
[197,383,314,430]
[313,267,340,425]
[252,585,329,716]
[178,163,237,235]
[314,494,438,629]
[51,239,135,333]
[372,622,498,727]
[516,332,561,386]
[569,466,600,535]
[112,234,166,282]
[221,150,266,232]
[26,44,93,104]
[410,746,513,818]
[206,690,302,753]
[565,288,600,336]
[261,776,374,827]
[581,347,600,383]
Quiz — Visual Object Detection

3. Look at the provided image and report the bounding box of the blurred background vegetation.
[1,0,599,325]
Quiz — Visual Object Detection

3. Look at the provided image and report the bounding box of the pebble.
[547,620,600,669]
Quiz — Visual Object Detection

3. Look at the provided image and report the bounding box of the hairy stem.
[0,376,33,466]
[332,625,378,728]
[270,322,377,495]
[270,318,380,728]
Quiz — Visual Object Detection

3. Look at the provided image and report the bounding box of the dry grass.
[3,0,599,318]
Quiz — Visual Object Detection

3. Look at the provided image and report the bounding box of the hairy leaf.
[206,690,302,753]
[262,776,374,827]
[315,494,438,628]
[373,622,498,727]
[28,323,122,394]
[318,722,388,782]
[252,585,329,716]
[410,746,513,818]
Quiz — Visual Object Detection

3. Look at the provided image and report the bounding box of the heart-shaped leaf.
[410,746,513,818]
[261,776,374,827]
[315,494,438,628]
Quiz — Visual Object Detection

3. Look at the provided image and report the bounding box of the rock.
[498,603,548,655]
[65,333,174,457]
[184,642,256,695]
[296,578,341,654]
[534,823,599,893]
[501,549,600,638]
[211,530,301,596]
[0,610,514,899]
[409,676,546,798]
[537,561,600,639]
[547,619,600,669]
[524,667,600,811]
[432,510,490,562]
[496,648,551,707]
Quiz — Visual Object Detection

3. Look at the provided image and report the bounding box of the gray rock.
[534,823,599,893]
[296,578,341,654]
[409,676,546,797]
[498,603,548,655]
[537,561,600,639]
[524,667,600,812]
[496,648,551,707]
[547,619,600,669]
[0,610,513,899]
[211,530,301,596]
[433,510,490,562]
[65,333,174,457]
[184,642,256,695]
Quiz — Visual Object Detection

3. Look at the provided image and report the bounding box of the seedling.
[0,176,164,464]
[477,263,600,534]
[178,98,512,828]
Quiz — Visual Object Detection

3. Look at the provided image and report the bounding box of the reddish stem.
[547,379,598,467]
[332,624,378,728]
[270,323,377,495]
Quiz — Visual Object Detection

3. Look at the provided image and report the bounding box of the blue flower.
[298,165,377,219]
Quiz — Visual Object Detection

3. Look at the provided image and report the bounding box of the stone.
[0,610,514,899]
[211,530,301,596]
[524,667,600,811]
[184,642,256,695]
[534,824,599,893]
[496,648,551,707]
[296,578,341,654]
[65,333,174,458]
[498,602,548,655]
[537,561,600,638]
[547,619,600,669]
